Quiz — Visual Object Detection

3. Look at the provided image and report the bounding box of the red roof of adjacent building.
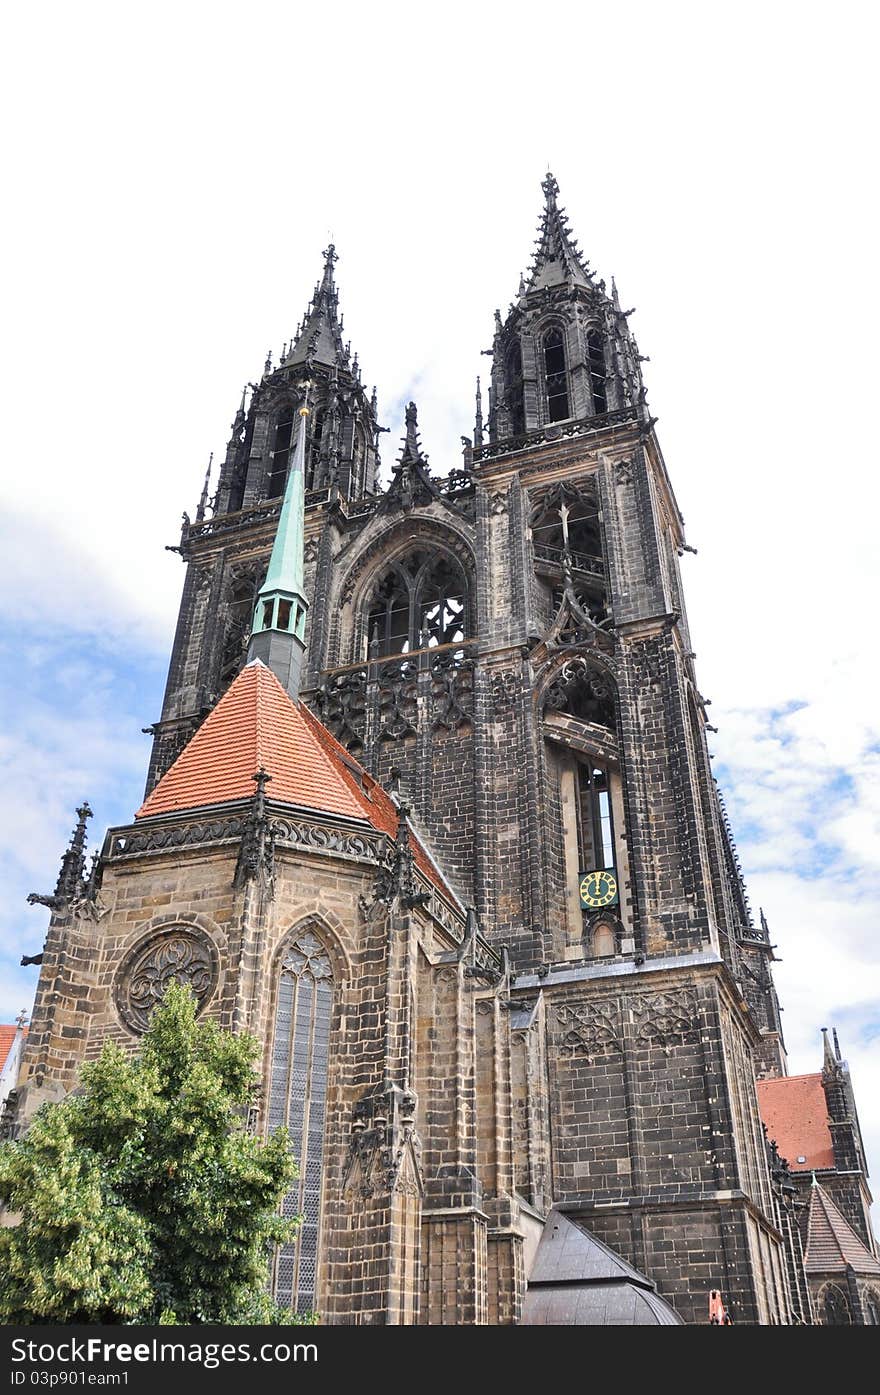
[756,1073,835,1171]
[135,660,451,897]
[0,1024,26,1073]
[804,1182,880,1276]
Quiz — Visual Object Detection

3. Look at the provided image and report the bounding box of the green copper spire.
[247,389,311,697]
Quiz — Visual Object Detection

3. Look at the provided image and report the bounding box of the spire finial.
[196,452,213,523]
[474,376,484,449]
[397,401,427,467]
[57,802,92,900]
[542,170,559,201]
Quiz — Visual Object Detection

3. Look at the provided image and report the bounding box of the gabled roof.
[804,1182,880,1276]
[135,661,451,897]
[522,1210,683,1325]
[0,1024,26,1074]
[757,1073,835,1171]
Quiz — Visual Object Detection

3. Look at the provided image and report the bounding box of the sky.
[2,2,878,1211]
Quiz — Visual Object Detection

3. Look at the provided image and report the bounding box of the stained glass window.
[268,929,334,1316]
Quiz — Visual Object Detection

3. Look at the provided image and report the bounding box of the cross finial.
[253,766,273,795]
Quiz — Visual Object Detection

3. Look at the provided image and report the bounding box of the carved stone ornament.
[116,927,217,1034]
[553,999,621,1061]
[630,989,700,1051]
[491,668,518,713]
[489,490,508,515]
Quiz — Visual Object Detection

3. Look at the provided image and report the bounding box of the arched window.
[366,552,468,658]
[268,929,334,1317]
[543,328,570,422]
[822,1285,851,1326]
[308,411,325,488]
[591,921,617,958]
[220,568,264,688]
[505,342,525,436]
[587,329,607,414]
[864,1289,880,1325]
[267,408,295,498]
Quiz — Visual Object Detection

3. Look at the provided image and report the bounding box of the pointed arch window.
[587,329,607,414]
[543,327,570,422]
[821,1284,851,1326]
[267,408,295,498]
[267,929,334,1317]
[366,552,468,658]
[505,342,525,436]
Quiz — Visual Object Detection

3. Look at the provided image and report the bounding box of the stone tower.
[14,174,873,1324]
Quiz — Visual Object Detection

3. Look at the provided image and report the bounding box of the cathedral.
[8,175,878,1324]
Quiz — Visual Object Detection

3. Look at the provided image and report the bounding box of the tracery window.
[543,327,570,422]
[821,1284,851,1326]
[267,407,295,498]
[366,553,468,658]
[267,929,334,1317]
[587,329,607,414]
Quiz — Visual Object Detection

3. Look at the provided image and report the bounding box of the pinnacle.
[523,171,594,295]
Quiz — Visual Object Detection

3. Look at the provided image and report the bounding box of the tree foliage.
[0,983,308,1324]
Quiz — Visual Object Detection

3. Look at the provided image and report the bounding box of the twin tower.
[16,176,851,1324]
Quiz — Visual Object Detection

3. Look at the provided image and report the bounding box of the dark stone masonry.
[8,175,877,1325]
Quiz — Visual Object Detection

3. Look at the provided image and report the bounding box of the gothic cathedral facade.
[12,176,876,1324]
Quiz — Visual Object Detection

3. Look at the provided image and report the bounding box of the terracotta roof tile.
[135,661,452,898]
[757,1073,835,1171]
[804,1182,880,1275]
[0,1024,26,1073]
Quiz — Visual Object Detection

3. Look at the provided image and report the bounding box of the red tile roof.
[804,1182,880,1275]
[0,1024,26,1073]
[135,661,451,897]
[756,1073,835,1171]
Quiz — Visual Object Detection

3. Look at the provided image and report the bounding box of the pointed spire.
[58,801,92,899]
[284,243,352,372]
[247,389,311,698]
[396,401,428,468]
[524,172,593,293]
[196,452,213,522]
[474,376,484,448]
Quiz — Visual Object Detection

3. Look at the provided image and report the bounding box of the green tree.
[0,983,309,1324]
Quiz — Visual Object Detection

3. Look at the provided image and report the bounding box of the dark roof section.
[522,1209,684,1325]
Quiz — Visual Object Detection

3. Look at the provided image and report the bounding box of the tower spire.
[247,388,311,698]
[284,243,348,371]
[525,172,593,293]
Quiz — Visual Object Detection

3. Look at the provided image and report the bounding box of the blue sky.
[2,0,877,1213]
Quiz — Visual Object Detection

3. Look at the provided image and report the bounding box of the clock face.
[579,868,618,909]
